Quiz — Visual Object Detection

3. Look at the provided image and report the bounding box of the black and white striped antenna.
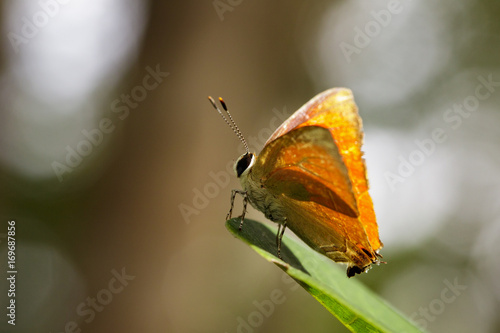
[208,96,249,154]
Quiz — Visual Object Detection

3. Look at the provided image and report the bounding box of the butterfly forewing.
[266,88,382,253]
[254,126,358,218]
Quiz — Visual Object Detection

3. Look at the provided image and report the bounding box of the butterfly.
[208,88,383,277]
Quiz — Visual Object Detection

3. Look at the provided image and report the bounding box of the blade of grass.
[226,218,425,333]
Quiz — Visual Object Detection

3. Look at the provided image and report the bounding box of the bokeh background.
[0,0,499,332]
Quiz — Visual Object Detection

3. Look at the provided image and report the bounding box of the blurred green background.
[0,0,499,332]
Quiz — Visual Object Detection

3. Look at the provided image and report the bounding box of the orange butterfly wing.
[255,125,359,218]
[266,88,381,252]
[251,88,381,270]
[251,126,377,268]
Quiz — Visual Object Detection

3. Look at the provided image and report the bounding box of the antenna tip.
[208,96,217,108]
[219,97,228,111]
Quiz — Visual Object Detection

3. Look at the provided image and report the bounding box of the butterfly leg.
[276,219,287,259]
[226,189,247,219]
[226,190,248,230]
[226,190,237,220]
[239,192,248,230]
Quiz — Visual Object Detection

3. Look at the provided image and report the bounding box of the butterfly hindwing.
[251,125,377,268]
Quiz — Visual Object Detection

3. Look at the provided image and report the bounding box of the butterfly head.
[234,152,255,178]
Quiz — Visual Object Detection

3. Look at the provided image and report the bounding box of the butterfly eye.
[235,153,254,178]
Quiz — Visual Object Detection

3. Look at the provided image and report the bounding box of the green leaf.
[226,218,425,333]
